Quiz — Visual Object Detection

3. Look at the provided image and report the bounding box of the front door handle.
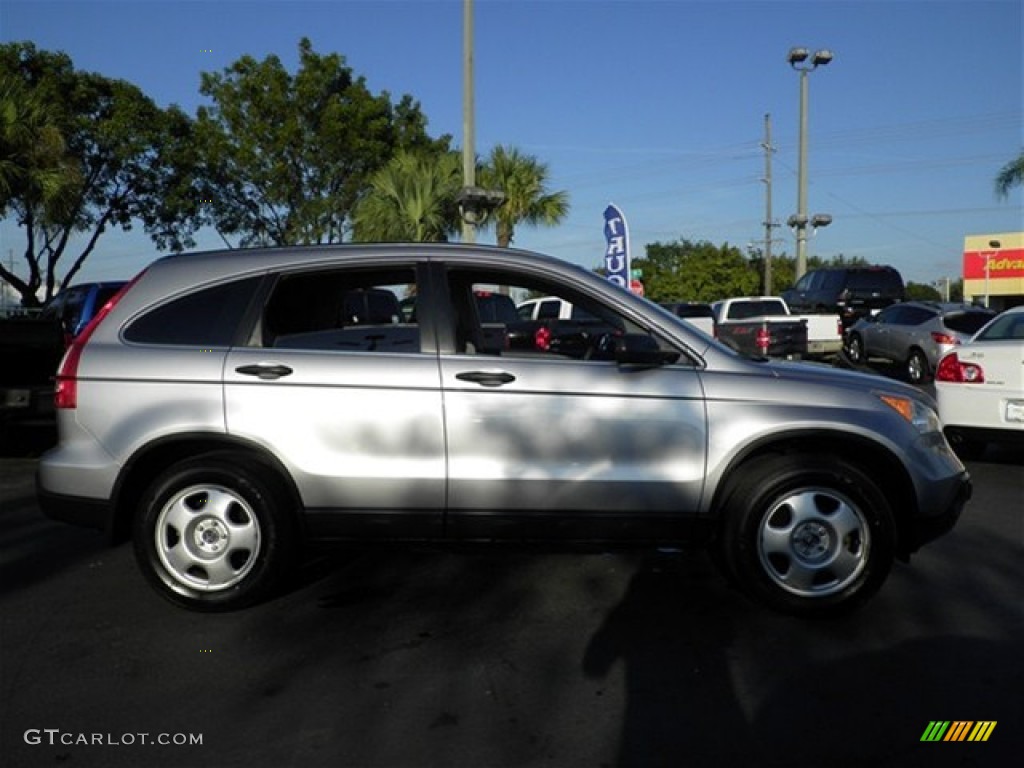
[235,363,294,380]
[456,370,515,387]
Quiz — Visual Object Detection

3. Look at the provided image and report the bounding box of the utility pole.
[761,113,776,295]
[461,0,476,244]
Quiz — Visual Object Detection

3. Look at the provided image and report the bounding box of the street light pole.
[788,47,833,281]
[985,239,1001,308]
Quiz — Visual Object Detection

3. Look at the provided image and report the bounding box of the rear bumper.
[36,473,113,533]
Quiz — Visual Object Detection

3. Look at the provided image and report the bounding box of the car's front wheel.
[133,453,296,611]
[718,454,895,616]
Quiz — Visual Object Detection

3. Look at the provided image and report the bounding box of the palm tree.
[352,150,462,242]
[995,151,1024,199]
[477,145,569,247]
[0,77,80,219]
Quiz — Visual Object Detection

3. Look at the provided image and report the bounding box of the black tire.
[133,453,296,611]
[846,333,865,364]
[718,454,895,617]
[906,348,930,385]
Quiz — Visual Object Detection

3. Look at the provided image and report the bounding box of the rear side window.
[944,311,995,335]
[262,267,419,353]
[124,277,261,346]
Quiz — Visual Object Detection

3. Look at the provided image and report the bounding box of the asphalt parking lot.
[2,418,1022,768]
[2,353,1022,768]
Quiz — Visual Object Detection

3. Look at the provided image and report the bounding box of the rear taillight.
[755,325,771,353]
[931,331,958,346]
[935,352,985,384]
[534,326,552,351]
[55,272,144,410]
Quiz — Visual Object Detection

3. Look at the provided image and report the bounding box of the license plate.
[1,389,30,408]
[1006,400,1024,423]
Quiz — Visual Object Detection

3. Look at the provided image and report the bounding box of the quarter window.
[124,277,261,346]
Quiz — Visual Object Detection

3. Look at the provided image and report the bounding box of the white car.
[935,306,1024,458]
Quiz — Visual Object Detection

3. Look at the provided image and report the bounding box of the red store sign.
[963,248,1024,280]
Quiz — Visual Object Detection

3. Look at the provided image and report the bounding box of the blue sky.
[1,0,1021,289]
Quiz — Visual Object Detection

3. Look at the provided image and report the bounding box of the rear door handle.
[456,370,515,387]
[235,363,294,380]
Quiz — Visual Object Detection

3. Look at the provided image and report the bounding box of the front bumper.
[904,471,972,553]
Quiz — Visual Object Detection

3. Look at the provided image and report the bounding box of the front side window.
[444,267,675,362]
[889,306,933,326]
[262,267,420,353]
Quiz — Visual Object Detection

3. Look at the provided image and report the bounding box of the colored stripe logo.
[921,721,996,742]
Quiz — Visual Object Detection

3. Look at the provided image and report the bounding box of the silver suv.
[37,244,971,616]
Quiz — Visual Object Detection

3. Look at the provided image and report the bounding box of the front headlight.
[876,392,942,434]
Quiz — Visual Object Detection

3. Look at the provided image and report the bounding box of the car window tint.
[62,289,87,331]
[475,292,518,324]
[727,300,786,320]
[875,305,900,323]
[944,311,994,334]
[444,267,676,363]
[901,306,934,325]
[125,277,261,346]
[536,299,561,320]
[975,312,1024,341]
[263,267,419,353]
[820,271,845,290]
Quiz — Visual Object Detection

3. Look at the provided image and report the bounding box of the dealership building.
[962,232,1024,312]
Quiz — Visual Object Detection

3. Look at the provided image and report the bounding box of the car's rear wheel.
[846,333,865,364]
[718,454,895,616]
[906,348,930,385]
[134,453,295,611]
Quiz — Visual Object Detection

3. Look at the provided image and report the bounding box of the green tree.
[995,150,1024,199]
[193,38,449,247]
[352,150,462,242]
[637,239,759,303]
[477,145,569,247]
[905,281,942,301]
[0,42,197,307]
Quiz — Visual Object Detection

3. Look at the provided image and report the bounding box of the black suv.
[782,266,905,329]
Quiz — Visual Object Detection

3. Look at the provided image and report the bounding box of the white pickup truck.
[713,296,843,359]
